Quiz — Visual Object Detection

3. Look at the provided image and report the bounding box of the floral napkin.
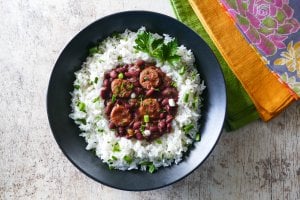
[220,0,300,96]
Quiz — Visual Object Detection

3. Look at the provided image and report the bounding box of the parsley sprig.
[134,31,180,65]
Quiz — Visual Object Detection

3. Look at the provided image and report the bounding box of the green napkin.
[170,0,259,131]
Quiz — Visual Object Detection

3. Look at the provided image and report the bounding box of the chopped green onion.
[140,161,152,166]
[171,82,177,88]
[93,96,100,103]
[112,156,118,161]
[78,102,86,112]
[140,124,146,133]
[195,133,201,141]
[94,77,98,84]
[111,95,117,103]
[112,142,120,152]
[148,164,156,173]
[156,139,162,144]
[117,55,122,62]
[123,155,133,164]
[76,118,86,125]
[183,123,194,133]
[183,93,189,103]
[144,115,150,123]
[74,85,80,90]
[154,88,160,91]
[179,66,186,75]
[118,73,124,79]
[89,46,98,55]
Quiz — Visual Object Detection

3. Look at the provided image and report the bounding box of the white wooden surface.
[1,0,299,199]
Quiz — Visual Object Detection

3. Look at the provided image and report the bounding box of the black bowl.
[47,11,226,191]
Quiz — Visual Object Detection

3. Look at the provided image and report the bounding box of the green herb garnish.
[156,139,162,144]
[94,77,98,84]
[117,55,122,62]
[179,66,186,75]
[74,85,80,90]
[195,133,201,141]
[134,31,180,65]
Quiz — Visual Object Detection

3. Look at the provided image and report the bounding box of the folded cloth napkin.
[171,0,259,131]
[188,0,297,121]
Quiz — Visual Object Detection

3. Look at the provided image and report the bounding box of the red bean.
[100,87,108,99]
[166,115,173,123]
[109,70,118,78]
[159,112,166,119]
[104,72,110,79]
[161,98,169,106]
[167,123,172,132]
[134,87,143,95]
[145,88,155,97]
[109,122,115,129]
[162,87,178,98]
[124,103,131,109]
[116,67,126,73]
[133,121,141,129]
[150,126,158,132]
[103,79,109,87]
[135,131,143,140]
[158,120,166,132]
[135,59,145,66]
[118,127,126,135]
[105,102,114,115]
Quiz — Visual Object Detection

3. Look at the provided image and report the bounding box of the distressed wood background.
[0,0,299,199]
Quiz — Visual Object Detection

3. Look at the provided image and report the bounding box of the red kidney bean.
[159,112,166,119]
[167,123,172,132]
[135,131,143,140]
[145,88,155,97]
[150,126,158,132]
[135,59,145,66]
[161,98,169,106]
[105,102,114,115]
[116,67,126,73]
[133,121,141,129]
[166,115,173,123]
[158,120,166,132]
[162,87,178,98]
[124,103,131,109]
[103,79,109,87]
[109,70,118,78]
[118,127,126,135]
[100,87,108,99]
[109,122,115,129]
[134,87,143,95]
[104,72,110,79]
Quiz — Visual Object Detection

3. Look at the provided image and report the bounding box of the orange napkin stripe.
[189,0,295,121]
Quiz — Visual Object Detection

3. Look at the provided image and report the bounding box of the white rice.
[69,27,205,171]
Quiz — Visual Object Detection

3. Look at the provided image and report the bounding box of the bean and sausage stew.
[100,60,179,141]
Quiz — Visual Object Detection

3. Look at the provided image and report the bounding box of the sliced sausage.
[138,98,160,119]
[111,79,133,98]
[110,105,131,126]
[139,67,160,89]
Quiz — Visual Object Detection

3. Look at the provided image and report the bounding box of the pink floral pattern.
[221,0,300,56]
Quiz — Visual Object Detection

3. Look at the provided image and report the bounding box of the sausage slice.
[138,98,160,119]
[139,67,160,89]
[111,79,133,98]
[110,105,131,126]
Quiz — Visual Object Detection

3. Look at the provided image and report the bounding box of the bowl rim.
[46,10,227,191]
